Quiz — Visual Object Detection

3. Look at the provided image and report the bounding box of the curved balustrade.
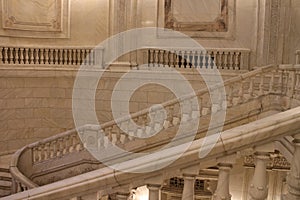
[0,46,104,66]
[5,106,300,200]
[144,48,251,70]
[9,64,300,194]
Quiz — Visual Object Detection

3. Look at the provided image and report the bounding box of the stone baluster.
[14,48,20,64]
[81,49,85,65]
[76,49,80,65]
[181,50,185,68]
[234,52,240,70]
[24,48,29,64]
[58,49,63,65]
[29,48,34,64]
[53,49,58,65]
[63,49,68,65]
[174,50,179,68]
[190,51,195,68]
[72,49,76,65]
[49,49,54,64]
[228,52,236,70]
[9,47,14,64]
[19,48,24,64]
[160,50,164,67]
[148,49,154,67]
[45,49,49,64]
[223,51,228,70]
[3,47,8,64]
[201,51,206,69]
[249,152,270,200]
[40,49,45,65]
[68,49,72,65]
[186,50,191,68]
[213,51,218,68]
[181,164,199,200]
[212,163,233,200]
[34,48,39,64]
[90,49,95,65]
[285,134,300,200]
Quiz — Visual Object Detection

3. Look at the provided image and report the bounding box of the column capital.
[147,184,161,190]
[218,163,233,170]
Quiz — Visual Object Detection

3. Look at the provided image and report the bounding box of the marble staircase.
[3,64,300,199]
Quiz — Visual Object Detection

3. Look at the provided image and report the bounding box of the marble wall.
[0,0,109,46]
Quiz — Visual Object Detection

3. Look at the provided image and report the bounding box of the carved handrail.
[143,48,251,70]
[10,64,300,193]
[0,45,104,66]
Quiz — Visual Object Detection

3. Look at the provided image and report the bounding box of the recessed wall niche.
[158,0,236,38]
[0,0,70,38]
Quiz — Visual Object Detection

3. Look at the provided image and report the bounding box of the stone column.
[249,152,270,200]
[182,174,195,200]
[285,134,300,200]
[147,184,160,200]
[212,163,232,200]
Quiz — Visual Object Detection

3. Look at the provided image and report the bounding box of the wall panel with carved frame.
[157,0,236,39]
[0,0,70,38]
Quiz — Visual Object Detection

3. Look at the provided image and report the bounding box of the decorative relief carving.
[0,0,70,38]
[244,154,290,170]
[157,0,236,38]
[2,0,62,31]
[164,0,228,32]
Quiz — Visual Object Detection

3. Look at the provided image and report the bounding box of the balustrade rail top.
[5,106,300,200]
[143,46,251,52]
[0,45,104,49]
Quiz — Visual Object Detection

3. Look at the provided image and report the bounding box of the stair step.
[0,176,12,182]
[0,168,9,173]
[0,185,11,191]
